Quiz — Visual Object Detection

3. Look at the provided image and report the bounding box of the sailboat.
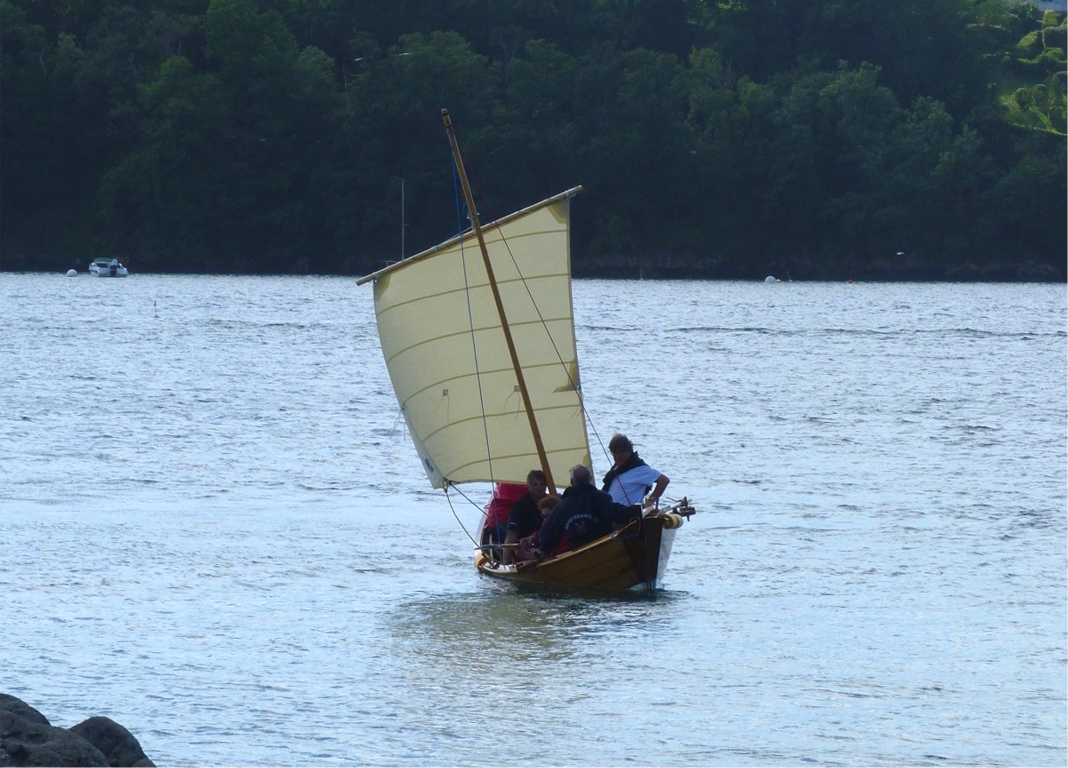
[357,109,695,591]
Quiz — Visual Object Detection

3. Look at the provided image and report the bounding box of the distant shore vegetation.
[1,0,1064,281]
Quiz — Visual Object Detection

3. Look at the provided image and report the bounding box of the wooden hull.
[474,513,683,591]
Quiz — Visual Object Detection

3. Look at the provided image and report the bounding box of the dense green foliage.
[1,0,1064,279]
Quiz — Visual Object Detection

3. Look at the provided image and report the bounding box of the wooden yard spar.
[441,108,556,492]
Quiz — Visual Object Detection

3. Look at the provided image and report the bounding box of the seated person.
[484,482,527,549]
[501,470,549,565]
[538,465,640,558]
[512,494,560,563]
[602,433,669,508]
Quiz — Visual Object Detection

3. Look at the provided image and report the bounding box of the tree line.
[1,0,1064,280]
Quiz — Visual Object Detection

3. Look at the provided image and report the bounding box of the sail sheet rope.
[444,484,482,547]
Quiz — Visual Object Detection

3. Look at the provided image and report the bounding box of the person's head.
[608,433,633,465]
[569,464,592,486]
[538,494,560,517]
[526,469,547,497]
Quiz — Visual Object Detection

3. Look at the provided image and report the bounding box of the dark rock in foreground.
[0,695,155,767]
[68,719,153,768]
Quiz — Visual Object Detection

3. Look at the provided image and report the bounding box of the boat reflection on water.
[384,588,684,671]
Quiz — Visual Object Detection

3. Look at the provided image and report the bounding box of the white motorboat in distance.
[88,258,128,277]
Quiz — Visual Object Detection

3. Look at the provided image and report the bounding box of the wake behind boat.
[357,109,695,592]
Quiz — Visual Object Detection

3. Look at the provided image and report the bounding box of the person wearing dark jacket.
[538,465,640,557]
[501,469,548,565]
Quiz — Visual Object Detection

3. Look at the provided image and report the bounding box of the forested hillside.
[2,0,1064,279]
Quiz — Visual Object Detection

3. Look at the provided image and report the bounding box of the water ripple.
[0,275,1064,766]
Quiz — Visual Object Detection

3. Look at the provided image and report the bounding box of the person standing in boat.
[500,470,548,565]
[602,433,670,508]
[538,465,640,557]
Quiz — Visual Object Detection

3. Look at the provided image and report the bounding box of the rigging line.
[389,408,406,439]
[452,155,498,487]
[445,134,560,493]
[588,422,613,473]
[467,165,578,374]
[467,167,583,404]
[444,484,482,547]
[469,172,604,458]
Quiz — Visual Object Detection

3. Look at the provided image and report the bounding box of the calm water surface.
[1,274,1065,766]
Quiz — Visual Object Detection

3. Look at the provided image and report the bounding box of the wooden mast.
[441,108,557,492]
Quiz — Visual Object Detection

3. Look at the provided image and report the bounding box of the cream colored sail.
[358,189,589,489]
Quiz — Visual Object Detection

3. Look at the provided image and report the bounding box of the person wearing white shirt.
[601,433,670,508]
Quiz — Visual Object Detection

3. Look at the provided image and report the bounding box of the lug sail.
[357,189,590,489]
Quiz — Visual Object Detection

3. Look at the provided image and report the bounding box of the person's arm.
[502,496,530,564]
[596,492,641,525]
[645,473,670,508]
[501,529,518,564]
